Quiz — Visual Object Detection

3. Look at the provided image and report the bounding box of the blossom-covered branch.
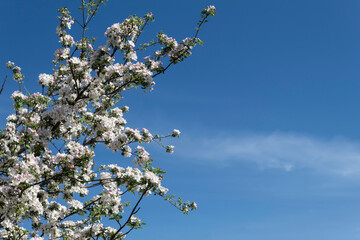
[0,2,215,239]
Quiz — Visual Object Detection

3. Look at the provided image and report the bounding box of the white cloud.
[178,132,360,176]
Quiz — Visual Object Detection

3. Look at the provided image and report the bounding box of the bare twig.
[0,75,7,95]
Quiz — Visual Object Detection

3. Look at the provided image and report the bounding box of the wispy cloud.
[178,132,360,176]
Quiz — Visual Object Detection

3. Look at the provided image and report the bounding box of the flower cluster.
[202,5,216,17]
[105,16,144,62]
[6,61,24,82]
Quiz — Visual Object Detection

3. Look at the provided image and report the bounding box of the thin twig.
[0,75,7,95]
[110,187,149,240]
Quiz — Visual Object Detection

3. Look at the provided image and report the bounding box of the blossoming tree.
[0,1,215,239]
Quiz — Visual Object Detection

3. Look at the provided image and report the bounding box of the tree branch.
[110,187,149,240]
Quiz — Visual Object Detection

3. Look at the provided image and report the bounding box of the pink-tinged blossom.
[54,48,70,60]
[60,34,75,47]
[144,171,160,184]
[166,145,175,154]
[38,74,54,86]
[6,61,14,69]
[172,129,181,137]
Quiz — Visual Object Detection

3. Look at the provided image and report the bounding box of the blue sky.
[2,0,360,239]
